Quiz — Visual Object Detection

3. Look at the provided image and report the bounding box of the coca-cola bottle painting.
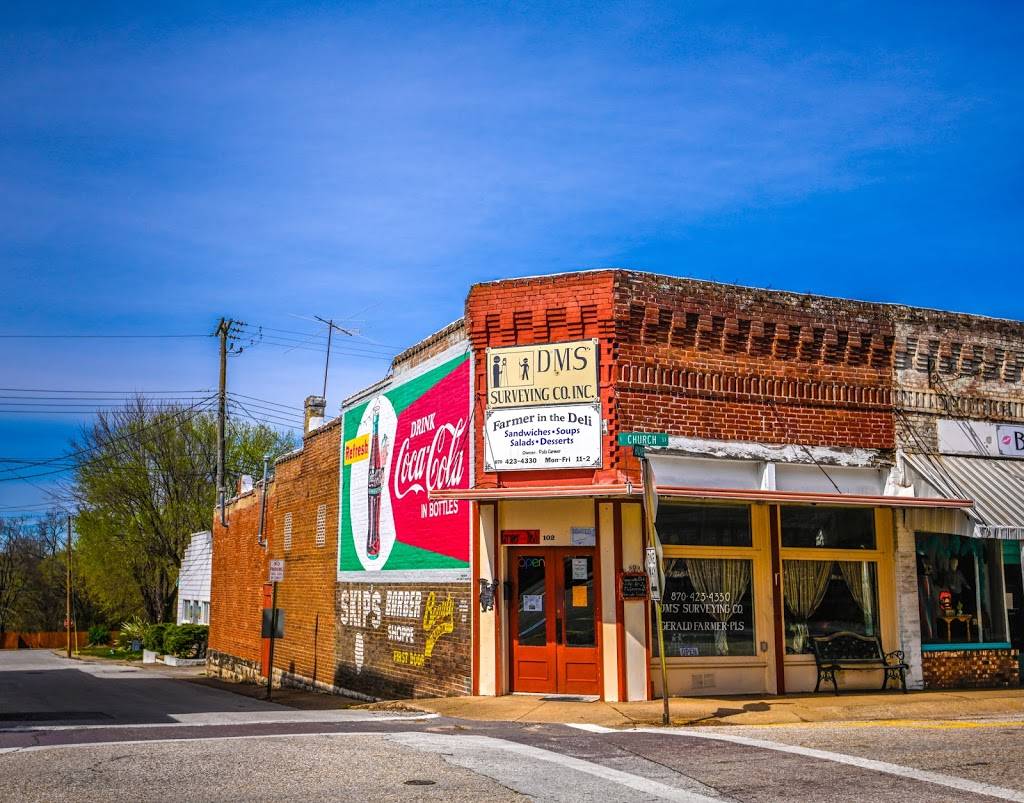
[365,402,390,557]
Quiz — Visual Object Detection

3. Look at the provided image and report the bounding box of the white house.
[177,531,213,625]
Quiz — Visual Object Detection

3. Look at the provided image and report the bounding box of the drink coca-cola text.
[393,416,466,500]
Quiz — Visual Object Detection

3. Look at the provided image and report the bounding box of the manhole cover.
[404,780,436,786]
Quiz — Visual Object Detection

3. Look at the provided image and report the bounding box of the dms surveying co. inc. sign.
[484,339,602,471]
[486,339,599,408]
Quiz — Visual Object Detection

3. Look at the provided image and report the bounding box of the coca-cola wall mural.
[339,349,471,580]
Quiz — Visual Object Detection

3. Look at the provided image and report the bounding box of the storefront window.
[783,560,878,653]
[657,504,752,547]
[654,558,755,657]
[916,532,1007,645]
[781,507,875,550]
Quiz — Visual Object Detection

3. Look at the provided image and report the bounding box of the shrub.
[117,617,146,650]
[143,622,169,652]
[87,624,109,647]
[163,624,209,658]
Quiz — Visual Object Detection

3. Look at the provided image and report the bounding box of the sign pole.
[266,581,278,702]
[638,448,671,726]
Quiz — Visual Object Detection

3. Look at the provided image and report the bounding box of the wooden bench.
[810,631,909,694]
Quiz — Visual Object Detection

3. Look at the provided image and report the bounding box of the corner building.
[438,270,1024,700]
[209,268,1024,701]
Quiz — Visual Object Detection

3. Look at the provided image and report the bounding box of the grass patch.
[75,646,142,661]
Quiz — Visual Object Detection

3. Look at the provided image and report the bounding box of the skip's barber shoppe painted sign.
[484,339,602,471]
[340,351,470,579]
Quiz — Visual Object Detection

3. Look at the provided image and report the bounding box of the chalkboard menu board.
[619,572,649,600]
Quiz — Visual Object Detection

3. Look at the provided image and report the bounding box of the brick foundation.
[921,649,1020,689]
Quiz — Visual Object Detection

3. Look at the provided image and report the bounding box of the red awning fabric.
[429,483,973,509]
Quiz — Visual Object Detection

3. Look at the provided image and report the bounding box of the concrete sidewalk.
[405,688,1024,727]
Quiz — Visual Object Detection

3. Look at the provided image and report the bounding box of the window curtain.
[838,561,876,635]
[686,558,751,656]
[783,560,832,653]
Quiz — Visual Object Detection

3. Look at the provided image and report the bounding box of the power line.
[0,388,213,394]
[0,334,209,339]
[0,395,218,479]
[228,392,304,412]
[228,400,300,430]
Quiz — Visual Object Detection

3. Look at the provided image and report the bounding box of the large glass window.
[916,533,1007,645]
[655,558,755,657]
[657,504,752,547]
[783,560,878,653]
[781,507,875,550]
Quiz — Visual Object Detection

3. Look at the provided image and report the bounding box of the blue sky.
[2,2,1022,514]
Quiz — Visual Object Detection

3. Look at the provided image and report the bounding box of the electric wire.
[0,395,219,481]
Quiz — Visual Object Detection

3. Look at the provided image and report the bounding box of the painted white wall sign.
[997,424,1024,457]
[484,403,602,471]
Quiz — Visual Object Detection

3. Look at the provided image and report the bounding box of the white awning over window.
[902,452,1024,540]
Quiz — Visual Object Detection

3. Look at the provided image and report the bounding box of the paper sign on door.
[571,558,587,580]
[571,585,588,608]
[523,595,543,612]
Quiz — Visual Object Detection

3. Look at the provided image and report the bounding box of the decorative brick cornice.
[894,389,1024,422]
[617,362,892,410]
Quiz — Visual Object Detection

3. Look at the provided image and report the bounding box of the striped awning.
[903,452,1024,540]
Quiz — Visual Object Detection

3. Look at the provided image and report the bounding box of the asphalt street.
[2,651,1024,802]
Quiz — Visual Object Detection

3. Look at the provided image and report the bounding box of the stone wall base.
[205,649,380,702]
[206,649,263,684]
[922,649,1020,689]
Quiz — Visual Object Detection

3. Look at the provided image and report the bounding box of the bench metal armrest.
[884,649,905,664]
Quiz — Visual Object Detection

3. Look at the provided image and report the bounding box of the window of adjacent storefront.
[653,504,757,658]
[916,532,1008,646]
[780,506,885,655]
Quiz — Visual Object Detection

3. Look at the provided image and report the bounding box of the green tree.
[0,511,100,633]
[71,398,294,622]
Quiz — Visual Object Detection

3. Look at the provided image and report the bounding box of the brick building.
[209,269,1024,701]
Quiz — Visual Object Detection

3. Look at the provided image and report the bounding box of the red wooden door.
[510,548,601,696]
[510,551,555,692]
[261,582,272,678]
[555,551,601,695]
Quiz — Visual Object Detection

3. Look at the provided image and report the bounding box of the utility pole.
[313,316,355,403]
[216,318,231,527]
[65,514,72,658]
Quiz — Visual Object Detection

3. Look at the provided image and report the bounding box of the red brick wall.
[265,420,340,690]
[922,649,1020,689]
[612,273,895,471]
[334,581,471,698]
[467,271,619,487]
[209,490,270,667]
[466,270,896,487]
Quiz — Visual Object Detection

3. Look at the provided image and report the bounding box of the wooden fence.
[0,631,119,650]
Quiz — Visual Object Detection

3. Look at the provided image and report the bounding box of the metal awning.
[652,485,972,509]
[903,452,1024,540]
[430,482,972,509]
[429,484,633,502]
